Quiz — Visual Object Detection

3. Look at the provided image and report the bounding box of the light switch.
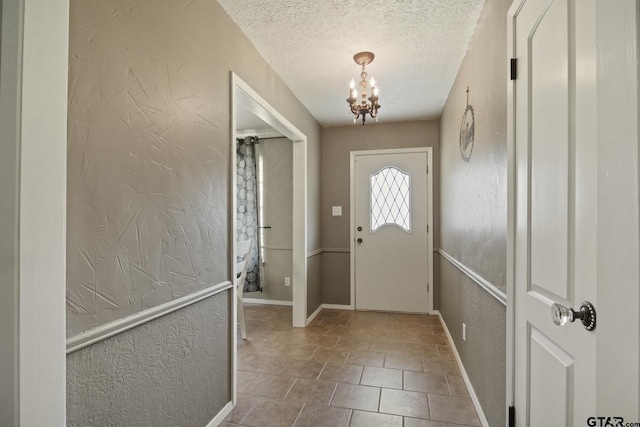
[332,206,342,216]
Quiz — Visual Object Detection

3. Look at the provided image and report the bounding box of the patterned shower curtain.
[236,136,261,292]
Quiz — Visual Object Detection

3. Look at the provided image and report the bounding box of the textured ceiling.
[218,0,485,126]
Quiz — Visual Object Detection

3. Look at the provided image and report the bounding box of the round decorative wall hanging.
[459,87,475,162]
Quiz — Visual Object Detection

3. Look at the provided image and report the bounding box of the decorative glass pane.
[370,166,411,232]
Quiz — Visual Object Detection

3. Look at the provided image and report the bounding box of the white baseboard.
[437,312,490,427]
[306,304,323,325]
[206,400,233,427]
[322,303,354,310]
[242,298,292,306]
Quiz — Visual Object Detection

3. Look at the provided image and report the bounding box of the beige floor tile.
[326,326,358,337]
[446,375,470,397]
[349,410,403,427]
[389,330,422,343]
[428,394,481,426]
[240,373,296,399]
[404,418,458,427]
[422,315,443,325]
[319,363,364,384]
[402,342,439,357]
[240,397,304,427]
[403,371,449,395]
[304,334,339,347]
[300,324,332,335]
[335,337,371,350]
[419,334,450,345]
[360,366,403,389]
[319,317,351,327]
[311,347,351,364]
[437,345,455,360]
[317,310,343,319]
[379,388,430,419]
[384,354,423,371]
[330,383,380,412]
[273,333,310,347]
[431,325,445,335]
[293,404,351,427]
[347,349,386,367]
[421,357,461,376]
[282,359,326,379]
[285,378,337,405]
[407,324,435,334]
[284,345,319,360]
[368,340,404,354]
[223,393,264,424]
[238,353,286,374]
[236,370,259,391]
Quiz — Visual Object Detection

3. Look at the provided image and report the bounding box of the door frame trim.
[349,147,434,313]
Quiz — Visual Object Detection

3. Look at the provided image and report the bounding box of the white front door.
[511,0,597,424]
[351,148,432,313]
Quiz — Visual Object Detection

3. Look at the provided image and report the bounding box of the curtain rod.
[236,136,288,142]
[256,136,288,141]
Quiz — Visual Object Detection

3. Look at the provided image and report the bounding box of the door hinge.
[426,165,429,173]
[427,225,429,233]
[510,58,517,80]
[509,406,515,427]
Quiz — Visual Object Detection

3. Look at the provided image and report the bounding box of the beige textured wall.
[66,0,322,422]
[438,0,511,425]
[67,0,322,336]
[321,120,440,305]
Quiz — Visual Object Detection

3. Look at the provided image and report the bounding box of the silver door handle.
[551,301,596,331]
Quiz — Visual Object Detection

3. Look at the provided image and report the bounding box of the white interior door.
[352,149,431,313]
[512,0,597,424]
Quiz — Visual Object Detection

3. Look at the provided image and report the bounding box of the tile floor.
[223,304,481,427]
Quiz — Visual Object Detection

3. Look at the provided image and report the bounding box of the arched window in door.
[370,166,411,232]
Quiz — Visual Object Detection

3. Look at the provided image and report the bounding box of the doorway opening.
[235,133,294,303]
[230,73,308,401]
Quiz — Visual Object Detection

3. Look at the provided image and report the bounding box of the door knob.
[357,238,363,244]
[551,301,596,331]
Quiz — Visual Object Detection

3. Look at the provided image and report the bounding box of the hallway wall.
[66,0,322,424]
[321,120,440,306]
[438,0,512,425]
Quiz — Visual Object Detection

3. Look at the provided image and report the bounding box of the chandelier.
[346,51,381,126]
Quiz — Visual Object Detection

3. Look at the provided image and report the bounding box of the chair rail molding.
[438,249,507,305]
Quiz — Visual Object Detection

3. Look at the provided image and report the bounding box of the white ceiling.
[219,0,485,127]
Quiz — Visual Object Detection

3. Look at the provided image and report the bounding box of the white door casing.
[510,0,597,425]
[350,148,433,313]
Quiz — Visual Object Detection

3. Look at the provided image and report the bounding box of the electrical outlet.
[462,323,467,341]
[284,277,291,287]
